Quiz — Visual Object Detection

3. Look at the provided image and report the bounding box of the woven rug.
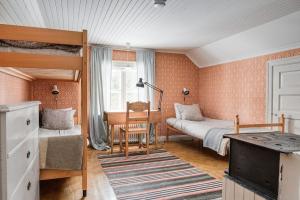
[98,149,222,200]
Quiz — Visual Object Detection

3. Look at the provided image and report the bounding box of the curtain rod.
[89,43,154,52]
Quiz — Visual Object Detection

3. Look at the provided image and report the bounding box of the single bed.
[39,125,83,170]
[166,117,283,156]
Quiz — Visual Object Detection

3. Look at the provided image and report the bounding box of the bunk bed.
[0,24,88,197]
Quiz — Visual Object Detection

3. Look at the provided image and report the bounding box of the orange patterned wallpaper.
[112,50,136,61]
[32,79,81,122]
[0,72,31,105]
[198,48,300,124]
[156,52,199,133]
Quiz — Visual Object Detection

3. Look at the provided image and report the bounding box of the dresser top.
[0,101,41,112]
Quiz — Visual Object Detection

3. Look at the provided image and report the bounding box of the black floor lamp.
[136,78,163,111]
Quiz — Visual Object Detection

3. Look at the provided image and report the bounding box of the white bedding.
[166,117,273,156]
[166,117,233,139]
[39,125,81,138]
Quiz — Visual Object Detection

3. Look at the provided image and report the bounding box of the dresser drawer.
[7,130,38,199]
[6,105,39,153]
[9,153,39,200]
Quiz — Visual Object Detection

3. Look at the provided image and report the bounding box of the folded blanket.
[203,128,232,155]
[40,135,83,170]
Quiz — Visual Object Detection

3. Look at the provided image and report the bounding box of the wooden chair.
[119,101,150,158]
[235,114,285,134]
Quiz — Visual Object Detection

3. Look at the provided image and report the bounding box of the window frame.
[110,60,138,111]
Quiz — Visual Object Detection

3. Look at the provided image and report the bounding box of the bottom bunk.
[39,125,83,179]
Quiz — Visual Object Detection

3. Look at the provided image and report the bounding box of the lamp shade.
[52,85,59,95]
[136,78,144,88]
[182,88,189,96]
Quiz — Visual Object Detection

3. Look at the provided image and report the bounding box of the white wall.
[186,11,300,68]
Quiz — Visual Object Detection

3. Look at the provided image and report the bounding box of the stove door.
[278,152,300,200]
[229,140,280,199]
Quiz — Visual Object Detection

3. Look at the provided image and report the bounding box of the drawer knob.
[26,119,31,126]
[27,181,31,191]
[26,151,31,159]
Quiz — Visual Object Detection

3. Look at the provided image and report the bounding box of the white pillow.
[178,104,204,121]
[174,103,182,119]
[42,108,76,130]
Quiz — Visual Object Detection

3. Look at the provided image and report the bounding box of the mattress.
[39,125,83,170]
[166,117,233,140]
[0,39,81,55]
[39,125,81,137]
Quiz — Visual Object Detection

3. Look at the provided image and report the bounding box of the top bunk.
[0,24,87,82]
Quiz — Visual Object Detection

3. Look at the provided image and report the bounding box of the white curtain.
[136,49,156,143]
[136,49,155,109]
[89,46,112,150]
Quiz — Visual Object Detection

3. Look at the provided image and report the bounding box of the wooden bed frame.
[166,114,286,142]
[235,114,285,134]
[0,24,88,197]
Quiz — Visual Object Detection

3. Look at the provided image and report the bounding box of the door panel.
[271,57,300,134]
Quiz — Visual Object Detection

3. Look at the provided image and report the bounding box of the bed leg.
[166,126,169,143]
[82,168,87,197]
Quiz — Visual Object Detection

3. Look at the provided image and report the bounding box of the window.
[110,61,138,111]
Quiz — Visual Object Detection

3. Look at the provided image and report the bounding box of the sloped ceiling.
[0,0,300,67]
[187,11,300,67]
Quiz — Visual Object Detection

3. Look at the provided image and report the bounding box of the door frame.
[266,55,300,123]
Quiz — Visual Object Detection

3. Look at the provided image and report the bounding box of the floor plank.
[40,140,228,200]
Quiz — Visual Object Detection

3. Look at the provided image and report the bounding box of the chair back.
[125,101,150,131]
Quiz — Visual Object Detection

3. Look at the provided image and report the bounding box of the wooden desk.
[103,111,162,153]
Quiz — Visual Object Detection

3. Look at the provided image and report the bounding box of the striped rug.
[98,149,222,200]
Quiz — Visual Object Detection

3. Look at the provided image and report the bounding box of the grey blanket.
[40,135,83,170]
[203,128,232,153]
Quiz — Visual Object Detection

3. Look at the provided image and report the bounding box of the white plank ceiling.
[0,0,300,51]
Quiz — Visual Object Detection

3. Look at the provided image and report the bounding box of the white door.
[268,56,300,134]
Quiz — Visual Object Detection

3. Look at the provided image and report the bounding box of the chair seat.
[120,127,148,134]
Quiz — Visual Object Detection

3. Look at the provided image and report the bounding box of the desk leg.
[155,123,158,149]
[111,125,114,154]
[106,124,110,144]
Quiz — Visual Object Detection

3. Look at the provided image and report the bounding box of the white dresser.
[0,101,40,200]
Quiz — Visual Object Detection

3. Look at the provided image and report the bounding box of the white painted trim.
[267,55,300,66]
[266,55,300,123]
[266,61,273,123]
[156,49,187,54]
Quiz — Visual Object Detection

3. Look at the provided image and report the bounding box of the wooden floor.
[40,140,228,200]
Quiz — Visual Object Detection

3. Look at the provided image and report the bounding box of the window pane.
[111,92,121,110]
[111,70,121,90]
[110,61,138,111]
[126,92,138,102]
[126,69,137,90]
